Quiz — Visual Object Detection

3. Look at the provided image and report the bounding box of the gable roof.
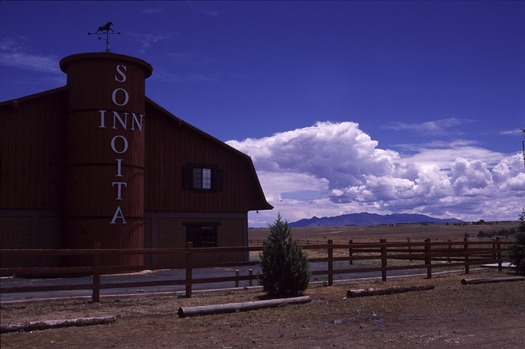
[0,86,68,108]
[145,96,273,211]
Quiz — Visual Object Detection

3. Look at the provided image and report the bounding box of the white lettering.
[115,159,123,177]
[112,181,127,200]
[115,64,127,83]
[111,88,129,107]
[112,111,128,129]
[110,206,127,224]
[98,110,107,128]
[111,135,128,154]
[130,113,143,132]
[101,62,146,225]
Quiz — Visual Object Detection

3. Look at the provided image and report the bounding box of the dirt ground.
[1,270,524,349]
[2,223,523,348]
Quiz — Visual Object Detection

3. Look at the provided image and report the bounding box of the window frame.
[183,164,223,192]
[192,167,212,190]
[184,223,219,248]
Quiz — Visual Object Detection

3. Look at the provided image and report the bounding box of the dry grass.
[249,221,518,243]
[251,222,517,262]
[1,270,524,349]
[1,222,522,348]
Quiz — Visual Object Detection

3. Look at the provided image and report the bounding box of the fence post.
[185,242,193,298]
[328,240,334,286]
[464,237,470,274]
[249,269,253,287]
[407,238,412,262]
[380,239,387,281]
[447,240,452,263]
[235,269,240,288]
[348,239,353,265]
[496,237,502,272]
[92,242,101,303]
[424,238,432,279]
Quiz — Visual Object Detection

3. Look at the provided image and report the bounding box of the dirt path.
[1,271,524,348]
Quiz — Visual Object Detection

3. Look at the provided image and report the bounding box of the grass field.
[249,221,518,243]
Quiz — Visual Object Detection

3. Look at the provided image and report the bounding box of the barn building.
[0,51,272,268]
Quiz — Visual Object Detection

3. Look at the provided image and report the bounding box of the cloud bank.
[226,121,525,226]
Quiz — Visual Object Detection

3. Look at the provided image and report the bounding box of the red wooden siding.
[58,53,152,266]
[1,51,271,270]
[0,88,67,210]
[144,99,272,213]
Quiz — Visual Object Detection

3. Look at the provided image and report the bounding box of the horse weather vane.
[88,22,120,52]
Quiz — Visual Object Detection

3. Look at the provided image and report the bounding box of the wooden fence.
[0,238,511,302]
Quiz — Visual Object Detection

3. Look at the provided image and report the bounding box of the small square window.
[192,168,212,189]
[184,165,223,191]
[186,224,218,247]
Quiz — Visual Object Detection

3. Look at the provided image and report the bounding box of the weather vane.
[88,22,120,52]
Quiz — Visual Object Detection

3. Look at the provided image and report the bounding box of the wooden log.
[0,316,116,333]
[178,296,311,318]
[461,276,524,285]
[347,285,435,298]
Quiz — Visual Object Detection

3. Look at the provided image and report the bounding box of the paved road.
[0,261,472,303]
[0,264,255,302]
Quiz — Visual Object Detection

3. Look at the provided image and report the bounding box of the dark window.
[186,224,218,248]
[183,165,223,191]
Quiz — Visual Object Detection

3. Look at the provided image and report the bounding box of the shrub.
[519,209,525,233]
[258,214,311,298]
[477,228,516,239]
[508,232,525,275]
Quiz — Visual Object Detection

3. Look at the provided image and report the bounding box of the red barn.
[0,52,272,268]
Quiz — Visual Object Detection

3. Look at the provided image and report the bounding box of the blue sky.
[1,1,524,226]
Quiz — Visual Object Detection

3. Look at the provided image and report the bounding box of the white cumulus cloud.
[227,121,525,226]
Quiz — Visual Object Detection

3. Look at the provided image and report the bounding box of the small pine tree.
[258,214,311,298]
[518,208,525,233]
[508,231,525,275]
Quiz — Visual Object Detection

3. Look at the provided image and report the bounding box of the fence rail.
[0,238,512,302]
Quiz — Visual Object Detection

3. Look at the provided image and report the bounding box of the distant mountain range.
[289,213,463,227]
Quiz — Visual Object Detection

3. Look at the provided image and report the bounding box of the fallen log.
[347,284,435,298]
[0,316,116,334]
[178,295,311,318]
[461,276,524,285]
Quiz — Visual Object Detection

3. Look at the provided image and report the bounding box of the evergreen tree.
[518,208,525,233]
[258,214,311,297]
[509,231,525,275]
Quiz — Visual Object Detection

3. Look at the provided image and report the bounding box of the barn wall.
[0,89,67,210]
[0,52,271,270]
[144,102,272,213]
[0,209,61,268]
[146,212,248,267]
